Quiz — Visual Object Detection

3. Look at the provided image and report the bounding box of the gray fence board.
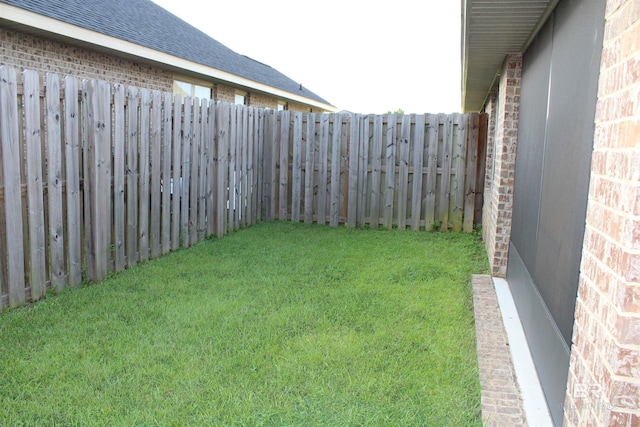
[45,73,66,289]
[113,84,126,271]
[24,70,47,298]
[64,76,82,286]
[0,66,26,307]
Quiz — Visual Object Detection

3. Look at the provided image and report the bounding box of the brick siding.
[0,28,173,91]
[563,0,640,425]
[482,55,522,278]
[215,84,236,105]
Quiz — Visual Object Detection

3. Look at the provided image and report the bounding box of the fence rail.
[0,66,487,308]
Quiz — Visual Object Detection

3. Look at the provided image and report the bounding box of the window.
[235,91,247,105]
[277,101,288,111]
[173,79,212,99]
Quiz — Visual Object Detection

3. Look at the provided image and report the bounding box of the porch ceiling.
[461,0,558,112]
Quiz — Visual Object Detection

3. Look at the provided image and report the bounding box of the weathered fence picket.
[64,75,82,287]
[150,90,162,257]
[304,115,316,224]
[0,66,25,307]
[291,112,303,223]
[161,92,173,253]
[347,113,360,228]
[329,114,341,227]
[356,115,368,228]
[384,115,397,230]
[45,73,65,290]
[24,70,46,299]
[139,89,151,261]
[411,114,426,231]
[0,66,487,309]
[216,102,229,237]
[370,115,383,228]
[317,114,329,225]
[126,86,140,265]
[171,94,183,247]
[113,84,126,272]
[181,97,192,246]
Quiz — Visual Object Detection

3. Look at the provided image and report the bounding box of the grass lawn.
[0,222,488,426]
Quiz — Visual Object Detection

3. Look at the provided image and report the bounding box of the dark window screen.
[508,0,605,423]
[511,0,605,346]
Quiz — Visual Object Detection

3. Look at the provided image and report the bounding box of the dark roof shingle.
[1,0,331,105]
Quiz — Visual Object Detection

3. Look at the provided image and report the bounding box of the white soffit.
[461,0,558,112]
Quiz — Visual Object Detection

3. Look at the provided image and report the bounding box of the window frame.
[172,77,213,100]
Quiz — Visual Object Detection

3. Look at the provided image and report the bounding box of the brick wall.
[215,84,237,105]
[563,0,640,425]
[0,28,173,91]
[0,27,323,112]
[482,88,499,271]
[484,87,498,190]
[482,55,522,278]
[288,100,317,113]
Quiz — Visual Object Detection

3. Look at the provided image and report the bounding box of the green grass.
[0,222,488,426]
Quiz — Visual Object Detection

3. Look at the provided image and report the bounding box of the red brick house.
[462,0,639,425]
[0,0,334,112]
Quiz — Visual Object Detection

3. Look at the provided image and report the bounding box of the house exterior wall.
[484,87,498,192]
[215,84,237,104]
[564,0,640,425]
[481,54,521,278]
[0,27,324,112]
[0,27,173,90]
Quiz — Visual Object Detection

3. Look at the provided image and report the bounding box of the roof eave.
[460,0,559,113]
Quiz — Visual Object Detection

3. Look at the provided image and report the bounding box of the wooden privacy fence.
[0,66,487,308]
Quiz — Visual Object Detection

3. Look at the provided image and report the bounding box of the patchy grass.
[0,222,488,426]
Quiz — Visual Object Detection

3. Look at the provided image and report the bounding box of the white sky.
[151,0,462,114]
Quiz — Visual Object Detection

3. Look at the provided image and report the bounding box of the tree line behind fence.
[0,66,488,308]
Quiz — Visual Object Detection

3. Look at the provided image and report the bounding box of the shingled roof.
[0,0,332,106]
